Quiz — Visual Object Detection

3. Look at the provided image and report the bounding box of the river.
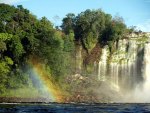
[0,103,150,113]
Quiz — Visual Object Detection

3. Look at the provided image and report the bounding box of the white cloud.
[0,0,27,4]
[136,19,150,32]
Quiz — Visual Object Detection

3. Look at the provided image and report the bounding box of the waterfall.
[87,34,150,102]
[98,47,107,81]
[109,63,119,91]
[97,38,145,94]
[133,43,150,102]
[143,43,150,91]
[122,43,150,103]
[143,43,150,95]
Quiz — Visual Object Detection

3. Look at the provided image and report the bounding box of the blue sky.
[0,0,150,32]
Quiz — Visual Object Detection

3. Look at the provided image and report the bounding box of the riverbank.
[0,97,52,103]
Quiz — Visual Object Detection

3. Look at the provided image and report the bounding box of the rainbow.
[28,57,64,102]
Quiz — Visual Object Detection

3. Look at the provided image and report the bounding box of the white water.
[130,43,150,102]
[110,63,119,91]
[97,39,139,92]
[142,43,150,93]
[98,47,107,81]
[97,38,149,102]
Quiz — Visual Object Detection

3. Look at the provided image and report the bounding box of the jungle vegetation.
[0,4,128,95]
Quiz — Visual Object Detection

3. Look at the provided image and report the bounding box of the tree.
[0,57,13,93]
[61,13,75,35]
[101,16,127,52]
[74,9,110,52]
[0,33,13,53]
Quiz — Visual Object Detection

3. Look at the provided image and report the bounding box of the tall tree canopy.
[61,9,126,53]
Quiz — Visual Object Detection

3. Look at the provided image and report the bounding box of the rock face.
[72,33,150,102]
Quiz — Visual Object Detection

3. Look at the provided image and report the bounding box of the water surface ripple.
[0,103,150,113]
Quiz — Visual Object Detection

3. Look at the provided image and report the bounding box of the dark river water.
[0,103,150,113]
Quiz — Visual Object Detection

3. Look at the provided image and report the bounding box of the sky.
[0,0,150,32]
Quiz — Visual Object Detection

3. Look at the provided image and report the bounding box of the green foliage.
[0,57,13,93]
[0,4,128,97]
[0,33,13,52]
[83,31,97,51]
[10,35,25,60]
[74,9,108,52]
[1,87,39,98]
[63,31,75,52]
[61,13,75,34]
[0,33,13,41]
[62,9,127,54]
[101,16,127,52]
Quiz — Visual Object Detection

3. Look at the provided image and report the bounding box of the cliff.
[66,32,150,102]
